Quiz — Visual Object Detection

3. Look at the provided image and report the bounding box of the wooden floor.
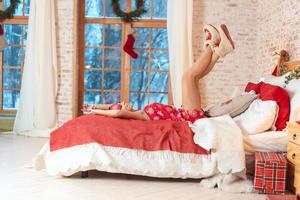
[0,133,266,200]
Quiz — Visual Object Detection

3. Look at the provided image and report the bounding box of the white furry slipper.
[214,24,235,57]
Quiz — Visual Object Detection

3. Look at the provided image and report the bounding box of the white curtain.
[167,0,194,107]
[13,0,58,137]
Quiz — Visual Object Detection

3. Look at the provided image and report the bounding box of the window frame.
[0,1,29,115]
[78,0,172,115]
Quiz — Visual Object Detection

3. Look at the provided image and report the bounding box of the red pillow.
[245,82,290,131]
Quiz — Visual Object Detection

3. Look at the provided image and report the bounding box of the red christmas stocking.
[123,33,138,59]
[0,24,8,49]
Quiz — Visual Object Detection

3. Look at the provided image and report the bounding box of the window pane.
[104,48,121,69]
[85,0,103,18]
[3,90,20,110]
[105,0,126,18]
[104,92,120,104]
[85,48,102,68]
[131,50,149,70]
[104,71,121,90]
[3,69,21,89]
[153,0,167,19]
[130,72,148,91]
[150,93,168,104]
[152,28,168,48]
[151,50,169,70]
[130,93,148,110]
[85,24,103,46]
[4,0,23,16]
[3,24,22,45]
[84,70,102,89]
[84,91,101,105]
[3,47,22,66]
[150,72,168,92]
[132,0,151,19]
[133,28,150,48]
[104,24,121,47]
[24,0,30,16]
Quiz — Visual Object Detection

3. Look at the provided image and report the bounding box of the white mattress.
[243,131,288,155]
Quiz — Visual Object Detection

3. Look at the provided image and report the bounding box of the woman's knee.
[182,70,196,82]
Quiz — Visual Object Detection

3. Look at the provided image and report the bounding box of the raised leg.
[181,47,214,112]
[197,53,220,79]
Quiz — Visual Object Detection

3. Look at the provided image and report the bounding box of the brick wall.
[256,0,300,76]
[193,0,258,107]
[56,0,75,125]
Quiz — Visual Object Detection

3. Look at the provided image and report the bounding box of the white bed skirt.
[35,142,218,178]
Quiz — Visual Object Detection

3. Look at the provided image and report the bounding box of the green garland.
[112,0,147,22]
[284,66,300,85]
[0,0,20,22]
[278,64,290,76]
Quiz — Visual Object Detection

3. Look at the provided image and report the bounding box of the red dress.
[144,103,206,123]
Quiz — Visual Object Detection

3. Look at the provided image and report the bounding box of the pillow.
[205,92,258,118]
[233,99,278,135]
[259,74,299,121]
[260,74,288,88]
[245,82,290,131]
[285,79,300,121]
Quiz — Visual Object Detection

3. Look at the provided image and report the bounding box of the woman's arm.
[93,104,113,110]
[91,109,149,121]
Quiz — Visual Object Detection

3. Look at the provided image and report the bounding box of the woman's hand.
[82,104,96,113]
[120,102,133,111]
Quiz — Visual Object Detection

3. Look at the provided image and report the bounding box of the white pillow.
[260,75,286,88]
[285,79,300,121]
[234,99,278,135]
[259,73,300,122]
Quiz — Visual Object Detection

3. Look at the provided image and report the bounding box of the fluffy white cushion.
[234,99,278,135]
[260,73,300,122]
[285,79,300,121]
[260,74,288,88]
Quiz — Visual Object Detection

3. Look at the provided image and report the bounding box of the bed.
[35,114,245,179]
[34,53,300,191]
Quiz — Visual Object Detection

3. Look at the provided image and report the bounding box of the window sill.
[0,116,15,132]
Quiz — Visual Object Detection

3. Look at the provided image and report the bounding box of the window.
[78,0,169,113]
[0,0,30,114]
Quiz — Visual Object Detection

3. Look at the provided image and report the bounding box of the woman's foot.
[214,24,235,57]
[203,24,221,50]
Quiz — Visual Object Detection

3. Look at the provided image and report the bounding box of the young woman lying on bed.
[82,24,235,123]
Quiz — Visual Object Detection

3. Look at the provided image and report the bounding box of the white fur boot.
[214,24,235,58]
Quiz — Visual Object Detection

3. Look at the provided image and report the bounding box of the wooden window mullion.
[0,2,28,114]
[79,0,169,114]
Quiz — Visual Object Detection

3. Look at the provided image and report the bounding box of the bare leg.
[91,109,149,121]
[197,53,220,79]
[181,47,213,111]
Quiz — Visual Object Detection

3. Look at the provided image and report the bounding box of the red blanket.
[50,115,209,155]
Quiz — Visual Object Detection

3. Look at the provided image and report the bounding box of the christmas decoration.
[0,24,8,49]
[112,0,147,22]
[272,50,290,76]
[284,66,300,85]
[0,0,21,49]
[123,33,138,59]
[0,0,20,22]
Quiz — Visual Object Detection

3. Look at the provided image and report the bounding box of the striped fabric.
[266,194,297,200]
[254,152,287,194]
